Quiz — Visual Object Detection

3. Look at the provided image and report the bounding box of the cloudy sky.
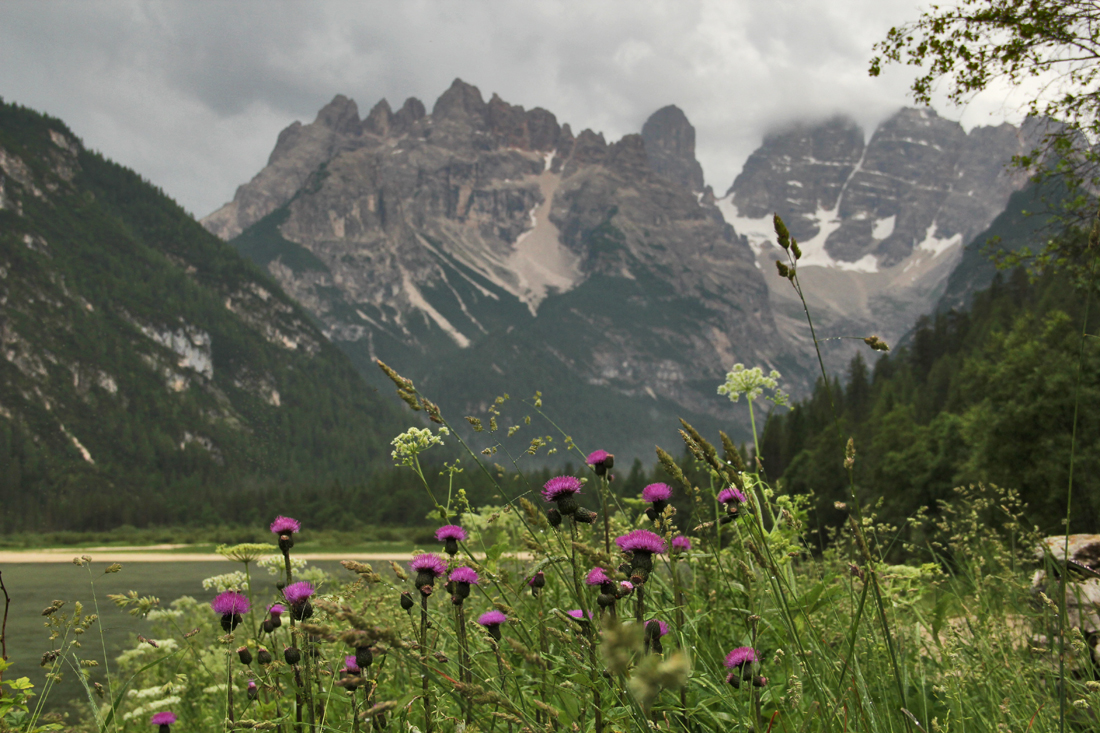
[0,0,1033,220]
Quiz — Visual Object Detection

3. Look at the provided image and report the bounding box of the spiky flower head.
[150,712,177,726]
[642,483,672,503]
[268,603,286,616]
[477,610,507,627]
[586,567,611,586]
[344,655,359,673]
[586,449,610,466]
[542,475,582,502]
[528,571,545,588]
[586,449,614,475]
[409,553,447,577]
[270,516,301,535]
[671,535,692,552]
[615,530,666,555]
[718,364,788,406]
[435,525,467,542]
[448,567,479,585]
[620,580,634,593]
[283,581,315,606]
[211,591,251,616]
[718,487,747,505]
[725,646,759,669]
[647,619,670,637]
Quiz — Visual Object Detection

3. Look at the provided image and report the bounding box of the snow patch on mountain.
[872,215,896,240]
[917,221,963,256]
[715,195,878,273]
[400,268,471,348]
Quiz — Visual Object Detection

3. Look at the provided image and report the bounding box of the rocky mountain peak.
[393,97,427,131]
[727,115,863,240]
[432,78,488,124]
[607,133,650,175]
[314,94,361,135]
[363,98,394,137]
[641,105,705,192]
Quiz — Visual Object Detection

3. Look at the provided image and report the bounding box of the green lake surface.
[0,560,350,718]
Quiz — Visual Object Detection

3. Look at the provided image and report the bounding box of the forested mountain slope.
[0,99,407,531]
[761,261,1100,537]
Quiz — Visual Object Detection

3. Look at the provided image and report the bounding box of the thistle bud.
[400,591,415,613]
[256,647,273,665]
[547,507,562,528]
[291,601,313,622]
[284,646,301,665]
[597,593,616,608]
[262,619,275,634]
[247,679,259,700]
[574,507,598,524]
[278,533,294,553]
[355,646,374,669]
[236,646,253,665]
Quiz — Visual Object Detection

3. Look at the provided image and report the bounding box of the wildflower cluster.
[390,425,450,466]
[718,363,789,406]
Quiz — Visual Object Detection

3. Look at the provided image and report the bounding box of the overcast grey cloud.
[0,0,1034,219]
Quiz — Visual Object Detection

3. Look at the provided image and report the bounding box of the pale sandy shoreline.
[0,549,418,564]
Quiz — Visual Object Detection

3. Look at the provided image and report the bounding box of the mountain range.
[202,79,1040,458]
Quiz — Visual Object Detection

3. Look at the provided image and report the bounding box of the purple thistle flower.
[672,535,692,552]
[586,450,614,476]
[542,475,583,502]
[586,567,611,586]
[566,609,593,620]
[150,712,177,727]
[642,483,672,503]
[477,610,508,627]
[435,525,467,541]
[718,487,747,505]
[270,516,301,535]
[620,580,634,593]
[647,619,670,637]
[409,553,447,577]
[211,591,251,616]
[528,571,545,587]
[283,581,314,606]
[586,449,610,466]
[615,530,667,555]
[268,603,286,616]
[725,646,759,668]
[448,567,479,585]
[344,655,359,673]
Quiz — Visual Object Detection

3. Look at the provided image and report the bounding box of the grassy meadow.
[2,215,1098,733]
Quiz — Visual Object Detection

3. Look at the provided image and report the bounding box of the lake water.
[0,560,349,717]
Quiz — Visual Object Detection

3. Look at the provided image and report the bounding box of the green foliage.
[765,268,1100,538]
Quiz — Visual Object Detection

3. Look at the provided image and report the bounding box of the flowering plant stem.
[420,592,433,733]
[454,603,472,726]
[225,652,235,726]
[776,216,912,732]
